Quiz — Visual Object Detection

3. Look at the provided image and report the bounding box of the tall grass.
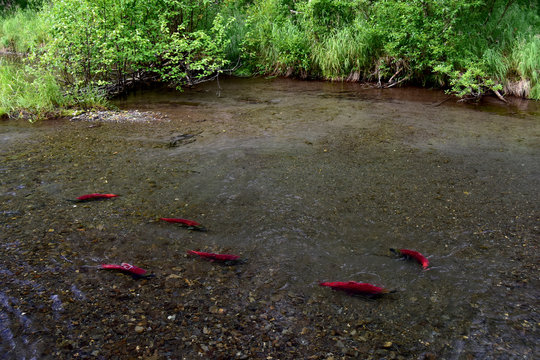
[0,58,109,120]
[0,59,64,119]
[482,48,508,81]
[240,0,539,100]
[312,20,381,80]
[269,19,311,76]
[0,8,49,53]
[218,4,249,68]
[476,3,540,99]
[511,35,540,99]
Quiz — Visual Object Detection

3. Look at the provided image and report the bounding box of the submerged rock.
[169,133,196,147]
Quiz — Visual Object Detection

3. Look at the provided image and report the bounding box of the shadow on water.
[1,77,538,359]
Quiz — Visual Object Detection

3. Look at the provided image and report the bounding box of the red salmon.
[187,250,241,263]
[74,193,119,202]
[319,281,390,295]
[160,218,206,231]
[101,263,147,276]
[391,248,429,269]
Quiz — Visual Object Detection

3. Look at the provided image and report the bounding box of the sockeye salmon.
[319,281,390,295]
[391,248,429,269]
[73,193,119,202]
[159,218,206,231]
[187,250,242,264]
[101,263,148,276]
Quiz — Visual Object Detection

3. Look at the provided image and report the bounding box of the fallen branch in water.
[493,89,508,103]
[387,67,402,85]
[432,95,453,107]
[385,75,409,88]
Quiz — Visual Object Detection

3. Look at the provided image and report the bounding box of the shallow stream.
[1,78,538,359]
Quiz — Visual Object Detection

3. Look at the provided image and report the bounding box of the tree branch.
[497,0,516,26]
[493,89,508,103]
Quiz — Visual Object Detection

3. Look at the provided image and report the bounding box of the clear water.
[1,78,538,359]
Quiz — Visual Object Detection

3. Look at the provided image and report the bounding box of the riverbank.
[1,0,539,122]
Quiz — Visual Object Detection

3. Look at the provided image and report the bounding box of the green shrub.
[41,0,231,90]
[158,13,232,88]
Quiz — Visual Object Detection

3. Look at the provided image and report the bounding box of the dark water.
[1,78,538,359]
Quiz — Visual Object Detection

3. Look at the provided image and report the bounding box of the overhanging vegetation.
[0,0,538,120]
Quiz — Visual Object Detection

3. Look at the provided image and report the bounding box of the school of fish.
[73,192,430,297]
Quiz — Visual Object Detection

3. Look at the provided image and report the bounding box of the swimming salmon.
[101,263,148,276]
[319,281,390,295]
[73,193,119,202]
[159,218,206,231]
[187,250,242,264]
[391,248,429,269]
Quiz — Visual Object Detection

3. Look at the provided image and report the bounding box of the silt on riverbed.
[1,78,538,359]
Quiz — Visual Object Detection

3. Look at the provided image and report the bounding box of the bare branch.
[493,89,508,103]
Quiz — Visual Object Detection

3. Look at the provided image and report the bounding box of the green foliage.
[242,0,539,100]
[243,0,293,74]
[0,0,43,14]
[2,0,539,122]
[268,18,311,76]
[0,59,64,120]
[300,0,363,33]
[158,13,232,88]
[511,35,540,99]
[482,48,508,81]
[0,8,49,53]
[218,1,250,64]
[42,0,163,87]
[41,0,231,90]
[434,63,502,100]
[0,58,109,120]
[312,18,381,80]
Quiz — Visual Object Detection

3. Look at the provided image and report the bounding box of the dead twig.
[387,68,402,84]
[493,89,508,103]
[432,95,453,107]
[385,75,409,88]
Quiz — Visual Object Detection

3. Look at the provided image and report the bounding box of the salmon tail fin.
[389,248,400,256]
[389,289,397,294]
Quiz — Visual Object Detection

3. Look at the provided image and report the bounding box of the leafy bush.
[158,13,232,88]
[41,0,231,91]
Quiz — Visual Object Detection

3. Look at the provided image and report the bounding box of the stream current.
[1,78,538,359]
